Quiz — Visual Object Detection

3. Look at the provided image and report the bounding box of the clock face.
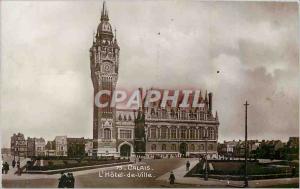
[103,63,112,73]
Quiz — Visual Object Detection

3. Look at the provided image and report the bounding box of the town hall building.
[90,2,219,158]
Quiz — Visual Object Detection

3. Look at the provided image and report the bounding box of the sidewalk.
[156,158,299,188]
[1,155,30,176]
[2,160,143,181]
[156,158,231,187]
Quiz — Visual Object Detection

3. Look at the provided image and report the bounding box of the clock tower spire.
[90,1,120,157]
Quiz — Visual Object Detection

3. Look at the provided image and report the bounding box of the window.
[190,144,195,151]
[208,128,215,140]
[195,128,199,139]
[180,129,187,139]
[189,110,195,120]
[199,127,205,139]
[190,129,196,139]
[162,144,166,151]
[171,144,176,151]
[171,128,177,139]
[200,144,204,151]
[151,108,155,115]
[150,128,156,139]
[200,112,204,120]
[120,130,132,139]
[181,111,186,119]
[209,144,214,150]
[104,128,111,139]
[161,127,167,139]
[151,144,156,151]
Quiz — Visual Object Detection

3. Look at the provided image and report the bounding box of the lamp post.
[204,126,208,181]
[244,101,249,188]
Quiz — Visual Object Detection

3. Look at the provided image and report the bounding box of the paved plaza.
[2,157,299,188]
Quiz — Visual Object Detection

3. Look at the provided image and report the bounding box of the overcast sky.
[1,1,298,147]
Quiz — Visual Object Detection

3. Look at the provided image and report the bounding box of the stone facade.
[90,1,120,157]
[85,139,93,156]
[35,138,46,156]
[90,2,219,158]
[27,137,46,157]
[11,133,27,158]
[45,140,56,156]
[27,137,35,157]
[55,136,67,156]
[141,90,219,158]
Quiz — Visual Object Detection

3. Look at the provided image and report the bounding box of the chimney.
[208,92,213,113]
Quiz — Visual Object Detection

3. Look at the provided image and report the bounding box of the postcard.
[1,0,299,188]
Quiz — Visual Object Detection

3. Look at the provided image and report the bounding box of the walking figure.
[4,162,9,174]
[2,163,4,174]
[17,160,20,169]
[186,160,190,171]
[169,171,175,185]
[58,172,67,188]
[12,159,16,168]
[66,172,75,188]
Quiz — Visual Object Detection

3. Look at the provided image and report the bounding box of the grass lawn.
[28,158,129,170]
[186,160,298,180]
[264,183,299,188]
[212,161,292,175]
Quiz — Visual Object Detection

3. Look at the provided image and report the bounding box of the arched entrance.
[179,143,188,157]
[120,144,131,157]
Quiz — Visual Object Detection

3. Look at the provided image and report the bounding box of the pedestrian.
[12,159,16,168]
[66,172,75,188]
[186,160,190,171]
[169,171,175,184]
[17,160,20,169]
[4,162,9,174]
[58,171,67,188]
[2,162,5,174]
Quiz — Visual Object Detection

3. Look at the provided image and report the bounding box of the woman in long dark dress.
[169,171,175,184]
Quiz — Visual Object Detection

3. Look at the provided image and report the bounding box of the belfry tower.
[90,1,120,156]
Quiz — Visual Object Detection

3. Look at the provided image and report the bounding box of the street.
[2,158,201,188]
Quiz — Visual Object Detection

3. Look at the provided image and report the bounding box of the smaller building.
[217,140,239,158]
[35,138,46,156]
[27,137,36,157]
[288,137,299,148]
[67,137,85,157]
[1,148,11,156]
[26,137,46,157]
[248,140,260,152]
[45,141,56,156]
[265,140,284,151]
[55,136,67,156]
[85,139,93,157]
[11,133,27,157]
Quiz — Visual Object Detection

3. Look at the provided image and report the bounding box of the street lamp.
[203,126,208,181]
[244,101,249,188]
